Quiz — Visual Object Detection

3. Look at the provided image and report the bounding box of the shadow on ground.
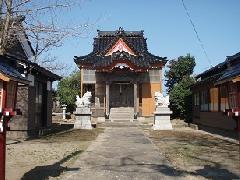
[21,150,82,180]
[26,123,74,141]
[198,125,239,140]
[47,123,74,135]
[99,156,239,179]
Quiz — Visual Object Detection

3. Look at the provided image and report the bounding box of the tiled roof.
[1,16,34,62]
[193,52,240,86]
[196,52,240,79]
[5,39,29,61]
[29,61,62,81]
[75,28,167,69]
[1,16,61,80]
[0,58,28,83]
[216,63,240,83]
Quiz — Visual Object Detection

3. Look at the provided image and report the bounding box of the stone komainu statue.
[154,92,169,108]
[75,91,92,108]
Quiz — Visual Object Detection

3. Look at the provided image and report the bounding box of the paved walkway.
[59,122,190,180]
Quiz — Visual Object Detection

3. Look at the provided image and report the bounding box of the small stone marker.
[152,92,173,130]
[62,104,67,120]
[74,91,93,129]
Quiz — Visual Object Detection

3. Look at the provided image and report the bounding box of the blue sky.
[51,0,240,77]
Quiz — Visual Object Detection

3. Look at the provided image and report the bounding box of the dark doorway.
[35,82,47,127]
[110,82,133,107]
[42,83,47,127]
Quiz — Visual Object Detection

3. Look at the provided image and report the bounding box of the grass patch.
[147,130,240,172]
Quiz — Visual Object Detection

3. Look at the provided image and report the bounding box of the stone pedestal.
[74,107,92,129]
[152,107,173,130]
[97,117,105,123]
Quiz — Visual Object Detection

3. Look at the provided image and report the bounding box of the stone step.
[110,114,134,118]
[110,110,133,113]
[110,116,133,118]
[110,119,135,122]
[110,110,134,113]
[110,112,133,115]
[109,107,134,121]
[110,113,134,117]
[110,107,133,110]
[103,123,137,128]
[110,109,134,111]
[110,117,133,120]
[105,120,136,124]
[110,118,134,121]
[110,117,133,119]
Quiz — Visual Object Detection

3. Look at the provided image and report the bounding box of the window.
[82,69,96,83]
[220,86,229,111]
[228,83,237,109]
[200,89,209,111]
[149,69,161,82]
[220,85,229,111]
[194,92,200,106]
[6,81,17,108]
[35,81,43,125]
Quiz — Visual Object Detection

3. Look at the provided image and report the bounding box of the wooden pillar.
[80,68,83,97]
[236,82,240,132]
[137,84,139,115]
[134,82,138,119]
[106,82,110,118]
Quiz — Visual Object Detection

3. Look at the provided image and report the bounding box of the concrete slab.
[59,122,191,180]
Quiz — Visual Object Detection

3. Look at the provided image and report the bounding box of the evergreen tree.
[57,70,80,112]
[165,54,196,92]
[165,54,196,121]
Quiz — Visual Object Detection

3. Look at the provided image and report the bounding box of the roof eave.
[30,62,62,81]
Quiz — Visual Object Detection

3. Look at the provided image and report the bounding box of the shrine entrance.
[110,82,134,107]
[75,28,167,118]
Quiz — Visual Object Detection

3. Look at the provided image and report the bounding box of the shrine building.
[74,28,167,119]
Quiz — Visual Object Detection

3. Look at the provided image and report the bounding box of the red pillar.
[0,118,6,180]
[0,81,7,180]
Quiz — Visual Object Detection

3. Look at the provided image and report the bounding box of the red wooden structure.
[192,52,240,132]
[0,65,28,180]
[0,79,19,180]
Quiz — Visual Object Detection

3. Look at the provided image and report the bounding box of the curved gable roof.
[75,27,167,70]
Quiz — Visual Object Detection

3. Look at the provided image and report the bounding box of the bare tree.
[0,0,94,74]
[0,0,13,54]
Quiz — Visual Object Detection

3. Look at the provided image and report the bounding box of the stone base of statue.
[152,107,173,130]
[74,107,92,129]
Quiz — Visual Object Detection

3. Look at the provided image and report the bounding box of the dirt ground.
[5,117,240,180]
[6,126,104,180]
[144,127,240,179]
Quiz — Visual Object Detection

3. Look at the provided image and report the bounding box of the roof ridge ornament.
[117,27,124,34]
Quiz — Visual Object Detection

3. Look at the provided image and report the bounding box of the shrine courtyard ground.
[6,120,240,180]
